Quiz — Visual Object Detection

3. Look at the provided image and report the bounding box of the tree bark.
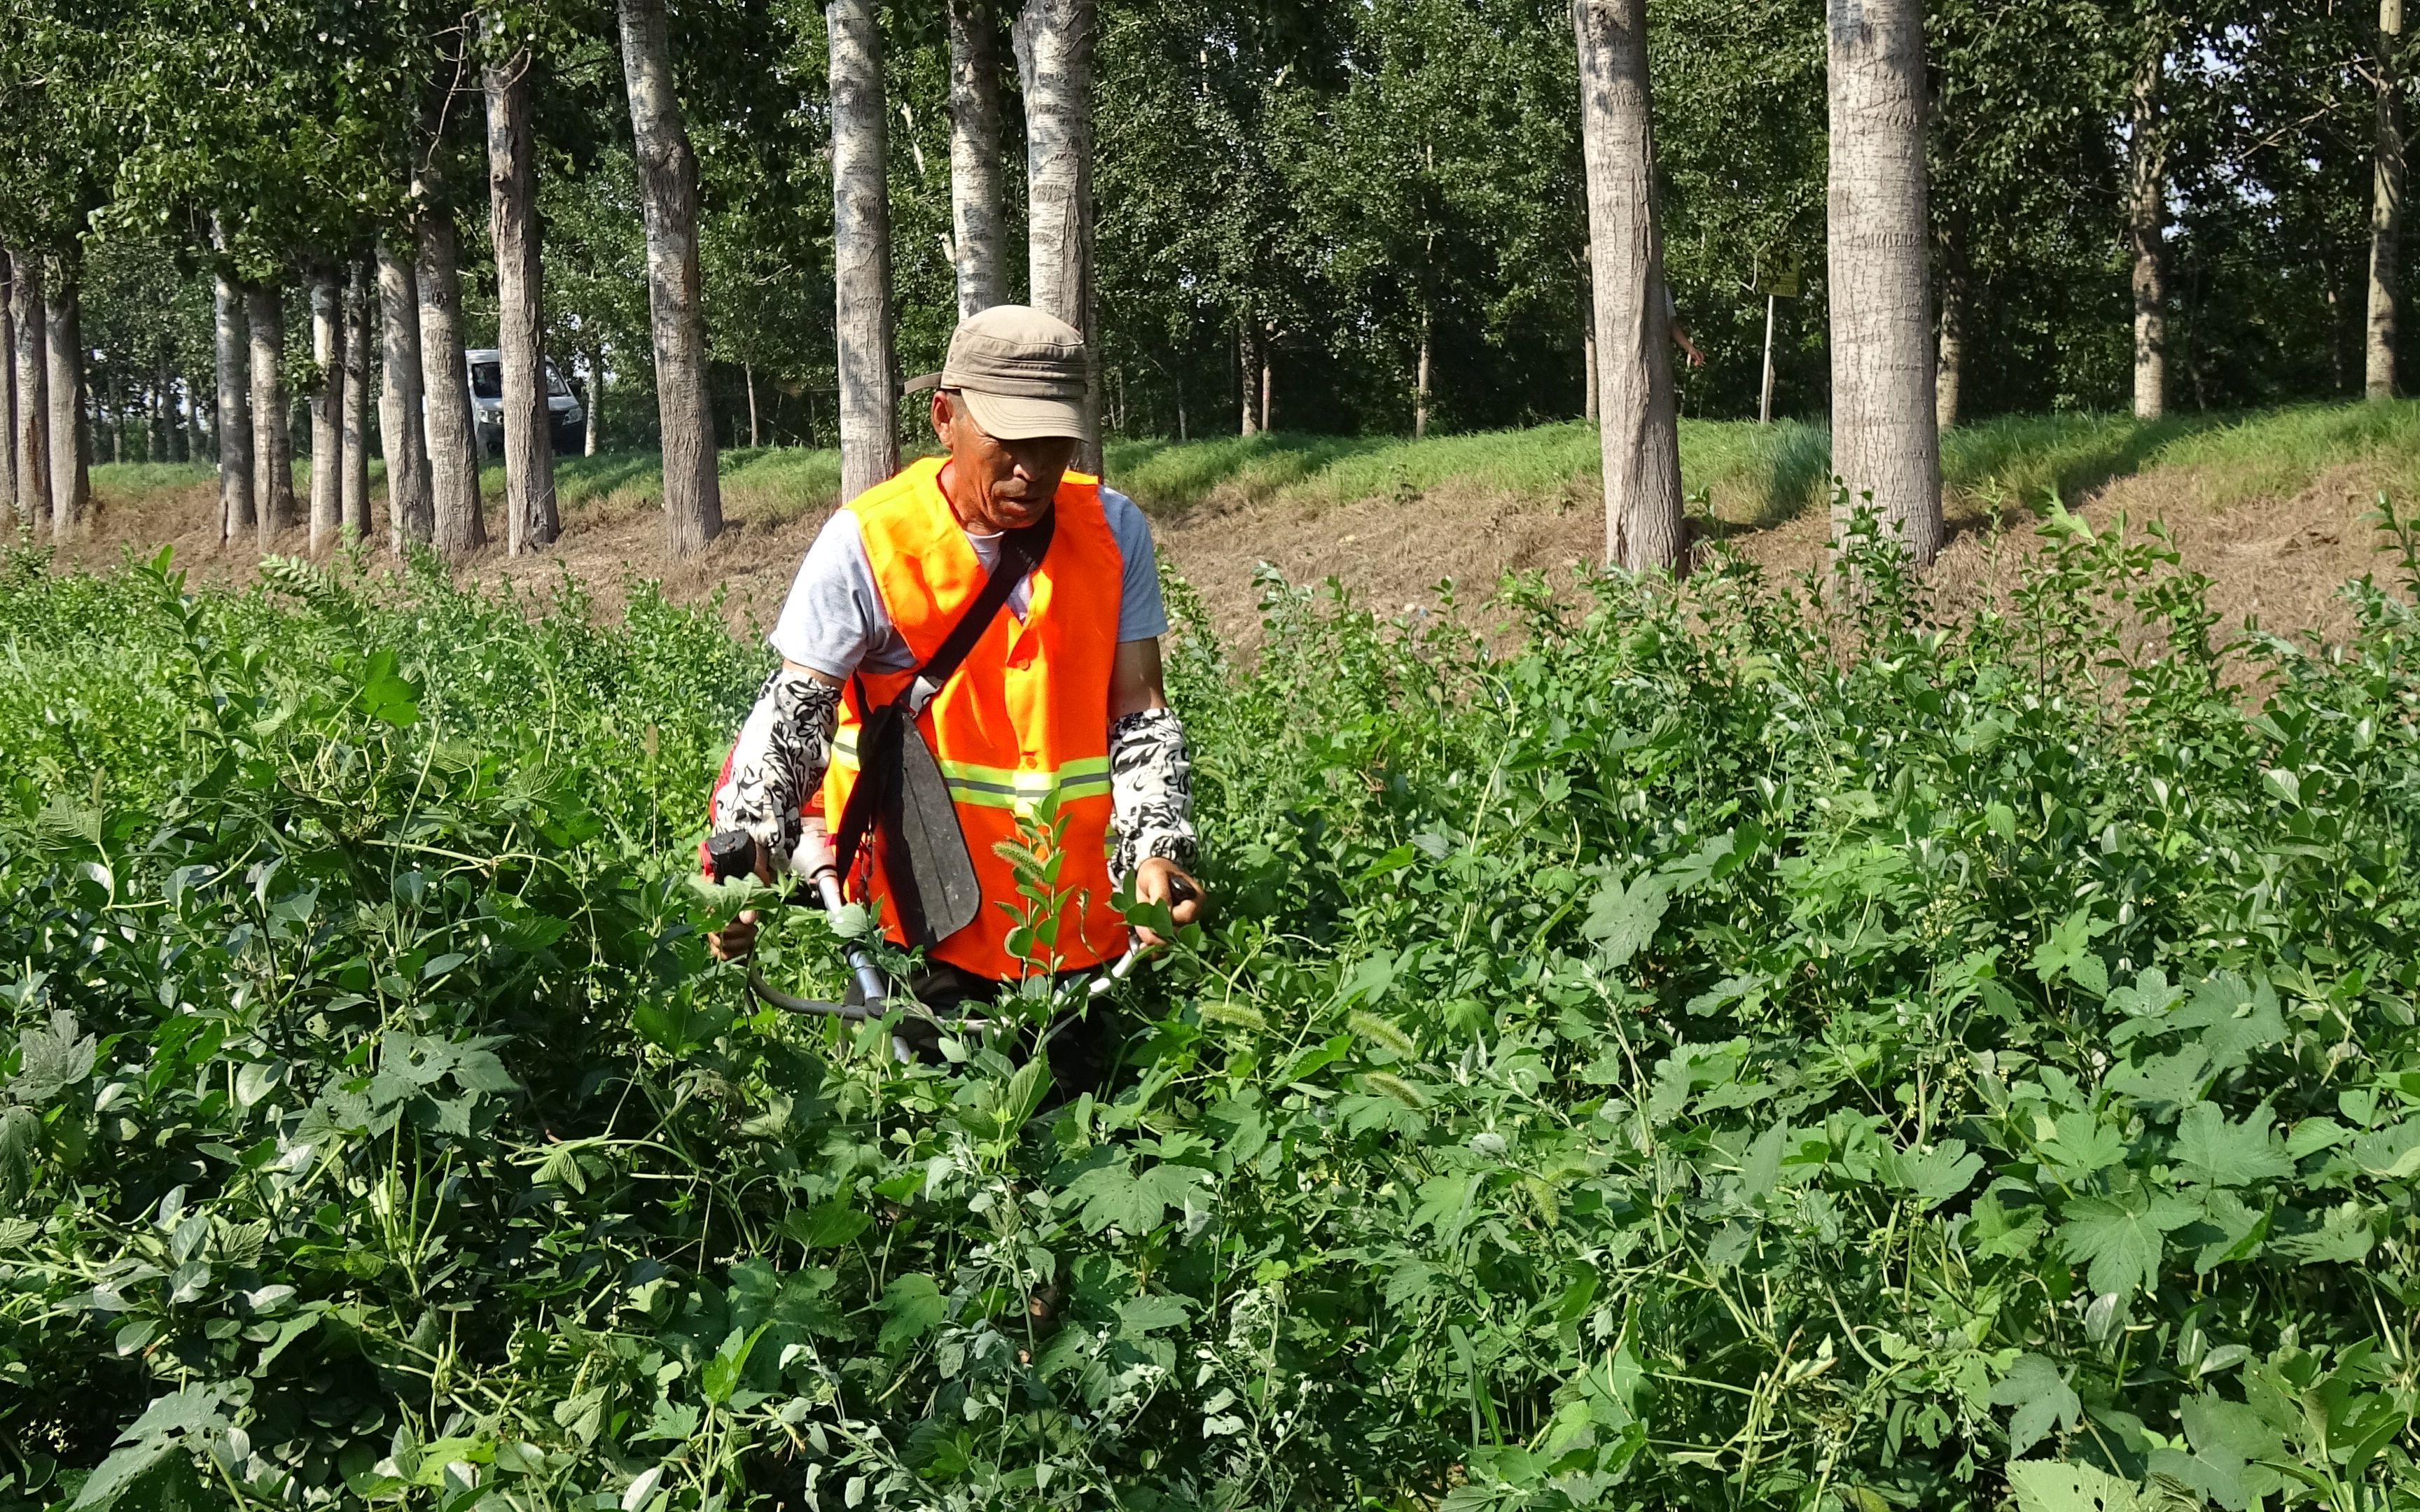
[830,0,899,502]
[342,260,373,542]
[169,373,191,462]
[2372,0,2405,400]
[11,253,49,538]
[1239,321,1259,435]
[1414,303,1432,440]
[585,347,604,455]
[620,0,725,550]
[1016,0,1100,471]
[1583,309,1599,422]
[246,284,297,543]
[179,377,200,461]
[211,227,253,544]
[1576,0,1684,573]
[415,208,487,554]
[376,239,431,550]
[486,52,559,554]
[745,361,760,447]
[307,264,346,552]
[1826,0,1943,565]
[148,363,170,463]
[0,262,14,524]
[43,262,86,537]
[947,0,1006,318]
[1260,341,1273,433]
[1937,272,1963,431]
[0,261,14,524]
[2128,52,2168,421]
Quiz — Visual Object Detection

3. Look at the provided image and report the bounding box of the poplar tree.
[1827,0,1943,564]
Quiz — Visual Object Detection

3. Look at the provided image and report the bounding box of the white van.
[467,349,585,457]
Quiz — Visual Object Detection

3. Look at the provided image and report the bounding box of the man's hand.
[710,909,761,960]
[1133,856,1205,947]
[708,842,777,960]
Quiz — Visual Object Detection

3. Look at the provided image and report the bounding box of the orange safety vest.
[822,457,1127,979]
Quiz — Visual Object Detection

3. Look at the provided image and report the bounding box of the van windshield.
[470,363,503,400]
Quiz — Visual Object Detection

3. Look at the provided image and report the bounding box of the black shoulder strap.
[831,510,1057,894]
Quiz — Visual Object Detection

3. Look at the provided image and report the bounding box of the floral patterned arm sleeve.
[709,666,842,874]
[1108,707,1197,878]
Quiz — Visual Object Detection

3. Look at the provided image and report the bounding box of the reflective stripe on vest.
[819,456,1128,979]
[832,729,1111,811]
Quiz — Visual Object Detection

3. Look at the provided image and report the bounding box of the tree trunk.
[1015,0,1100,471]
[376,239,432,550]
[12,253,49,537]
[2128,52,2168,421]
[307,264,346,552]
[1583,315,1599,422]
[247,284,297,542]
[148,364,171,462]
[745,361,760,447]
[2371,0,2405,400]
[584,347,604,455]
[830,0,899,502]
[0,262,14,524]
[1575,0,1684,573]
[1936,272,1963,431]
[1239,321,1259,436]
[486,53,559,554]
[415,208,487,554]
[181,377,202,461]
[342,260,373,541]
[43,262,86,537]
[169,374,192,462]
[1826,0,1943,565]
[105,367,123,465]
[947,0,1006,318]
[1414,303,1432,440]
[211,228,253,544]
[1260,342,1273,433]
[620,0,725,549]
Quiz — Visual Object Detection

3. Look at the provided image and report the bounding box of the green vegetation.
[6,500,2420,1508]
[94,399,2420,539]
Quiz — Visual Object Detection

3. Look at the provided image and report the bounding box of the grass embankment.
[85,397,2420,531]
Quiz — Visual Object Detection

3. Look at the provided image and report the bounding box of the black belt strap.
[830,509,1057,917]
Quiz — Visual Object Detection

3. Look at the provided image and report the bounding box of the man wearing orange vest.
[706,305,1204,1090]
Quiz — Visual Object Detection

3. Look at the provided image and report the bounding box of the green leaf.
[2057,1190,2199,1295]
[2173,1102,2293,1187]
[1582,869,1671,968]
[1059,1159,1205,1236]
[2038,1112,2126,1179]
[2349,1120,2420,1180]
[9,1009,97,1104]
[1879,1139,1983,1209]
[700,1324,768,1404]
[1114,1295,1192,1335]
[70,1445,217,1512]
[1991,1354,2083,1457]
[2006,1460,2143,1512]
[782,1198,872,1249]
[2027,909,2111,995]
[875,1274,946,1354]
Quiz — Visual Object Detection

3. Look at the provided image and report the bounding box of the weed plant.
[2,498,2420,1511]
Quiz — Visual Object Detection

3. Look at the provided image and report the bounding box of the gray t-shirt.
[769,484,1168,678]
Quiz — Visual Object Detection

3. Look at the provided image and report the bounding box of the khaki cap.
[906,304,1088,440]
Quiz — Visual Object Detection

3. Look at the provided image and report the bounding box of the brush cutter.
[704,826,1192,1046]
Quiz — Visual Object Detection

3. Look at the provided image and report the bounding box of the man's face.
[933,391,1078,533]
